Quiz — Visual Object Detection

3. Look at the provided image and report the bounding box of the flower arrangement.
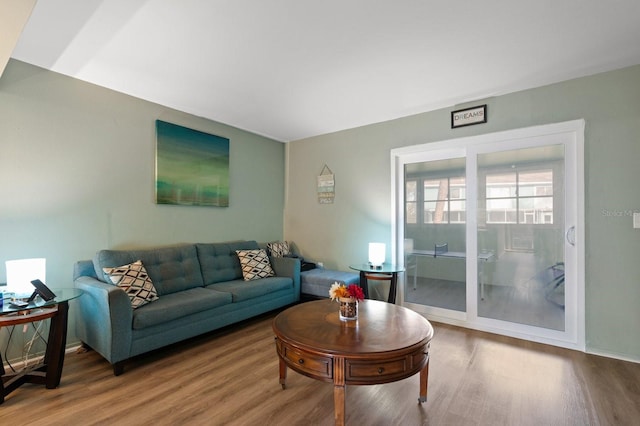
[329,282,365,302]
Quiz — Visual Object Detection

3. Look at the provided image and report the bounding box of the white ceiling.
[11,0,640,142]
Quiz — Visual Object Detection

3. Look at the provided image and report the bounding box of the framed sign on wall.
[451,104,487,128]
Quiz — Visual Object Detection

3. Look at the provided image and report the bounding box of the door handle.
[566,226,576,246]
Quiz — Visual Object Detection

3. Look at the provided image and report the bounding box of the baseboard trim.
[586,348,640,364]
[2,343,83,371]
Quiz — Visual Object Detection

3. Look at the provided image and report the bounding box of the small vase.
[339,297,358,321]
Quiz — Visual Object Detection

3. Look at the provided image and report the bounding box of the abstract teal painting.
[155,120,230,206]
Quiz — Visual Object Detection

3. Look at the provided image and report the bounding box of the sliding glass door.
[477,145,565,330]
[404,157,467,313]
[392,121,584,350]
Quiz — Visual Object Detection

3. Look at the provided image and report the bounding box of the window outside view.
[486,170,553,224]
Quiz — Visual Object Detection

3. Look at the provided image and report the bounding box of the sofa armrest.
[74,275,133,365]
[74,259,98,281]
[270,256,301,297]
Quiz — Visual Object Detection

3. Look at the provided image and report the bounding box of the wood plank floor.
[1,308,639,425]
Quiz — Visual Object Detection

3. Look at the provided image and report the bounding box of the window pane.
[488,211,505,223]
[520,210,534,224]
[518,197,554,224]
[536,186,553,196]
[450,176,466,186]
[450,200,466,223]
[519,170,553,195]
[519,185,535,197]
[406,202,417,224]
[520,198,534,209]
[450,177,466,199]
[406,180,417,202]
[487,198,516,210]
[424,201,435,223]
[450,200,465,214]
[424,179,448,201]
[487,198,516,224]
[487,173,516,197]
[424,201,449,224]
[534,196,553,210]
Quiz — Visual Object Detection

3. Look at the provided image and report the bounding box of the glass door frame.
[391,120,585,351]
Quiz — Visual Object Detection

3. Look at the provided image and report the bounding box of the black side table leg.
[1,351,6,403]
[359,271,369,299]
[388,272,398,304]
[44,301,69,389]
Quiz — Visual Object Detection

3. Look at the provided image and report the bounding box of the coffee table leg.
[279,357,287,390]
[418,360,429,403]
[334,385,345,426]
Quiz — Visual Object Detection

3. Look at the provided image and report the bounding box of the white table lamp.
[6,258,46,298]
[368,243,385,268]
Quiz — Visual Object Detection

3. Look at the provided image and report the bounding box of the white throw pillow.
[103,260,159,308]
[236,249,275,281]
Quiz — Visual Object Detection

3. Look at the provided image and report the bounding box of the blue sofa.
[73,241,300,375]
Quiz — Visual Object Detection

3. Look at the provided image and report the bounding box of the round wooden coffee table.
[272,299,433,426]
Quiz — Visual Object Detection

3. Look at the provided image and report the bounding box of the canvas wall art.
[155,120,230,207]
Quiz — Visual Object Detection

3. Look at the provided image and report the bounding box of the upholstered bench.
[300,268,360,300]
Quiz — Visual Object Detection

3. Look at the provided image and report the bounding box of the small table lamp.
[368,243,385,269]
[5,258,46,298]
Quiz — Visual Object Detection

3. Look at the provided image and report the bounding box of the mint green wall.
[0,60,285,357]
[2,58,638,363]
[286,65,640,361]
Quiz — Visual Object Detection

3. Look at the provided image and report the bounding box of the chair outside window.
[434,243,448,257]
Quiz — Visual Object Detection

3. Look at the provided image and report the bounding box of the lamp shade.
[6,258,46,297]
[368,243,385,266]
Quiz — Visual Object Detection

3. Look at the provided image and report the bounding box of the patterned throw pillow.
[267,241,290,258]
[236,249,275,281]
[103,260,159,309]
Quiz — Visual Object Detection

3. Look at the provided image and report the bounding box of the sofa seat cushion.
[206,276,292,303]
[132,287,232,330]
[301,269,360,298]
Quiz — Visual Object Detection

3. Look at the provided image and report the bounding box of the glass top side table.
[1,287,83,314]
[349,264,405,304]
[0,288,84,403]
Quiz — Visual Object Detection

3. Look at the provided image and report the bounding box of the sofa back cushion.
[196,241,260,285]
[93,244,204,296]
